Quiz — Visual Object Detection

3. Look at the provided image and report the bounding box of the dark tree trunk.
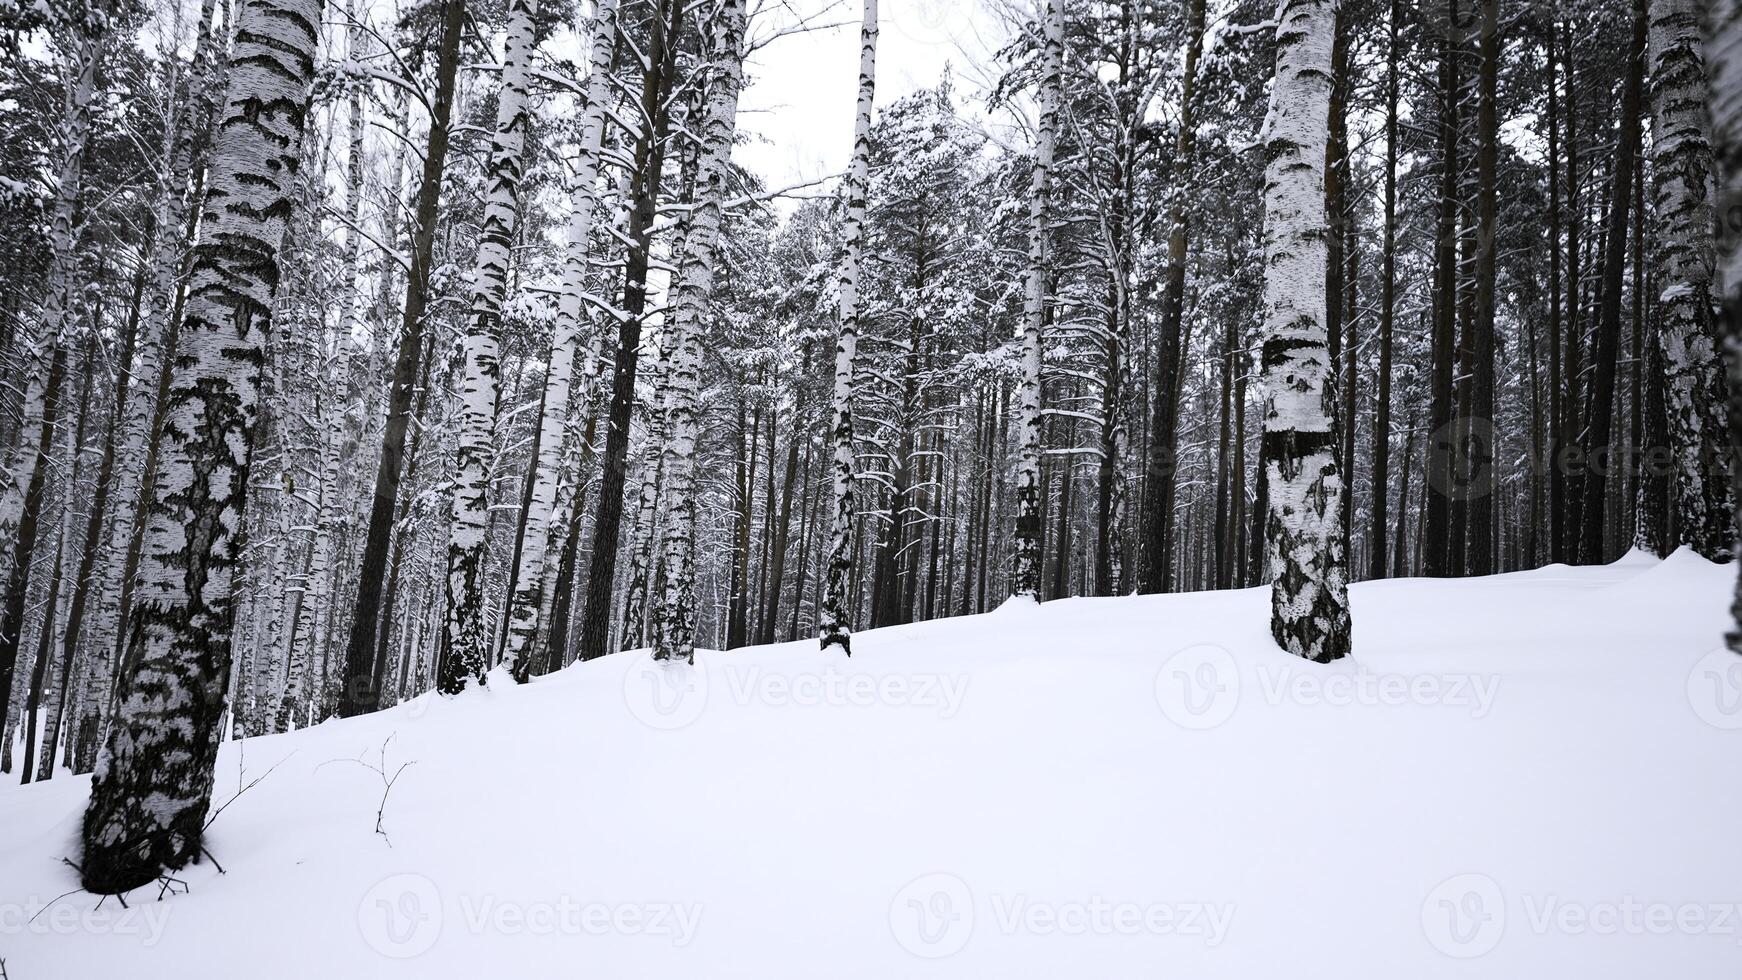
[1577,0,1646,562]
[337,0,464,717]
[577,0,683,662]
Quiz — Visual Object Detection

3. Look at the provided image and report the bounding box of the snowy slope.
[3,551,1741,979]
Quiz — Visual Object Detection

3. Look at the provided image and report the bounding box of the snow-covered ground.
[3,551,1741,978]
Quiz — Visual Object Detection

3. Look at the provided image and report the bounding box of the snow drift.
[2,550,1740,978]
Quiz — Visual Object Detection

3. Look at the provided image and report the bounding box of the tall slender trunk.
[1650,0,1736,558]
[1011,0,1064,600]
[440,0,540,693]
[1259,0,1351,662]
[819,0,879,652]
[577,0,684,662]
[1577,0,1647,562]
[1137,0,1207,594]
[1370,0,1399,581]
[648,0,742,657]
[502,0,618,679]
[1424,0,1462,577]
[336,0,465,717]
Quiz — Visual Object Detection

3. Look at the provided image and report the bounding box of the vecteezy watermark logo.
[0,898,172,946]
[357,874,705,956]
[1422,873,1506,958]
[890,873,975,958]
[888,873,1234,958]
[1154,644,1240,729]
[358,873,444,959]
[1423,873,1742,956]
[1155,646,1500,730]
[623,654,969,729]
[1687,647,1742,730]
[890,0,978,46]
[1426,416,1497,502]
[623,655,710,730]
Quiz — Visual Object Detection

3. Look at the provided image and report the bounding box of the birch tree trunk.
[1258,0,1352,663]
[1650,0,1736,559]
[819,0,878,653]
[439,0,540,694]
[86,0,226,760]
[81,0,324,894]
[502,0,619,681]
[1010,0,1062,601]
[1704,0,1742,653]
[0,28,98,740]
[652,0,748,664]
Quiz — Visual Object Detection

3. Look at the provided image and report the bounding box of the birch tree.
[1649,0,1735,560]
[653,0,748,664]
[1010,0,1062,601]
[1705,0,1742,653]
[80,0,325,893]
[1257,0,1352,662]
[439,0,540,694]
[0,20,100,741]
[502,0,620,682]
[819,0,878,653]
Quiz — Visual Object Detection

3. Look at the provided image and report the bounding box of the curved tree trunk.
[81,0,325,894]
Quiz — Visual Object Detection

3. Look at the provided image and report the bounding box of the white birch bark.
[1704,0,1742,653]
[1648,0,1736,560]
[81,0,325,893]
[81,0,227,758]
[502,0,621,681]
[651,0,748,664]
[0,28,98,741]
[0,30,99,586]
[1010,0,1063,600]
[818,0,878,654]
[1257,0,1351,662]
[621,288,672,650]
[440,0,541,694]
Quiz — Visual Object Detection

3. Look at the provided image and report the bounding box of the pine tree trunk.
[1424,0,1461,577]
[81,0,324,893]
[1369,0,1399,581]
[1578,0,1647,563]
[336,0,464,717]
[1705,0,1742,653]
[1258,0,1352,662]
[577,0,684,663]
